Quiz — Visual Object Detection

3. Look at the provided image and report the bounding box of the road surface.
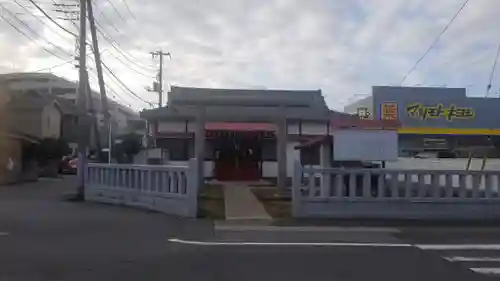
[0,177,499,280]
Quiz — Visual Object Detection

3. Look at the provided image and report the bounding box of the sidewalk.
[223,183,271,220]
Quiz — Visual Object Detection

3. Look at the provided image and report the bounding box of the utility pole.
[74,0,89,200]
[149,51,171,107]
[87,0,110,162]
[86,76,102,155]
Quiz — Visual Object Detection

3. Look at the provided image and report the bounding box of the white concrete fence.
[292,162,500,219]
[84,159,199,217]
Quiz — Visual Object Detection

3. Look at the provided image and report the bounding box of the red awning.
[205,122,276,132]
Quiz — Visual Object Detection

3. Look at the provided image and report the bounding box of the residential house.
[0,72,142,154]
[0,84,63,184]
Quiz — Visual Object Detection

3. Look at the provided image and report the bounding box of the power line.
[94,22,157,71]
[101,59,153,106]
[90,0,120,33]
[26,0,79,37]
[33,59,74,72]
[121,0,135,19]
[486,40,500,97]
[101,50,155,78]
[87,69,129,106]
[104,0,125,22]
[0,10,67,61]
[13,0,74,45]
[0,3,72,60]
[399,0,471,85]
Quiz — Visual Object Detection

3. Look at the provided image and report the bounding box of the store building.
[344,86,500,156]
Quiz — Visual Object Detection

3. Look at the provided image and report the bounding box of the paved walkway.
[223,183,271,220]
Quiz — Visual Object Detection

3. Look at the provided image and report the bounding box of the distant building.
[344,86,500,156]
[0,72,142,153]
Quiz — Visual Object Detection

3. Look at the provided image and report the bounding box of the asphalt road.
[1,177,499,281]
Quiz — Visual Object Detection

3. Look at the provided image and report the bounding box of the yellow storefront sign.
[381,102,398,120]
[406,103,474,121]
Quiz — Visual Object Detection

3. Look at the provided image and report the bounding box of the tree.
[117,133,142,163]
[37,138,71,177]
[37,138,71,165]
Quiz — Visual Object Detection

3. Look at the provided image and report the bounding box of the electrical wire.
[26,0,79,37]
[0,13,67,61]
[33,59,74,72]
[0,3,71,60]
[13,0,74,45]
[101,50,155,78]
[121,0,135,19]
[87,69,129,106]
[101,60,153,106]
[486,40,500,97]
[104,0,125,22]
[399,0,471,85]
[95,24,157,73]
[91,0,120,33]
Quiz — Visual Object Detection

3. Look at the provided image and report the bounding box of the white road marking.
[0,232,9,236]
[470,268,500,275]
[417,244,500,250]
[214,224,401,233]
[445,256,500,262]
[168,238,412,247]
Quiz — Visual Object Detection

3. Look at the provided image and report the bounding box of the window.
[261,140,277,161]
[156,139,189,161]
[300,146,320,165]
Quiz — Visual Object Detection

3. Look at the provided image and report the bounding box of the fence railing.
[85,159,198,217]
[292,162,500,219]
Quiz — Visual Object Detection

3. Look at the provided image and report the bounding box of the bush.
[37,138,71,165]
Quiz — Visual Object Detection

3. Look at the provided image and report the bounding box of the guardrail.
[292,162,500,219]
[84,159,198,217]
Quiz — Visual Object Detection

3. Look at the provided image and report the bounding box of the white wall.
[287,122,300,135]
[41,102,62,139]
[262,141,301,178]
[302,121,328,135]
[158,121,185,133]
[167,160,214,177]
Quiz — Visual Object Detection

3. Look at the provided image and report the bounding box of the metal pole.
[108,121,112,164]
[87,0,110,161]
[75,0,88,199]
[158,52,163,107]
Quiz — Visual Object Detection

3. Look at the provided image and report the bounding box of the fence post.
[187,158,199,218]
[292,161,302,217]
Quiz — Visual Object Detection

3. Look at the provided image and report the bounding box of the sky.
[0,0,500,112]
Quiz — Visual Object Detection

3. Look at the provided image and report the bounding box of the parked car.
[59,156,77,174]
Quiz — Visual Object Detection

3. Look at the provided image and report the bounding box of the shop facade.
[344,86,500,156]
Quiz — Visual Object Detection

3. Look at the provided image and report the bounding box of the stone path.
[223,183,271,220]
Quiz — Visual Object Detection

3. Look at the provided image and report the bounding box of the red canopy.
[205,122,276,132]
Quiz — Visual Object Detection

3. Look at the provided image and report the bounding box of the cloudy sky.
[0,0,499,111]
